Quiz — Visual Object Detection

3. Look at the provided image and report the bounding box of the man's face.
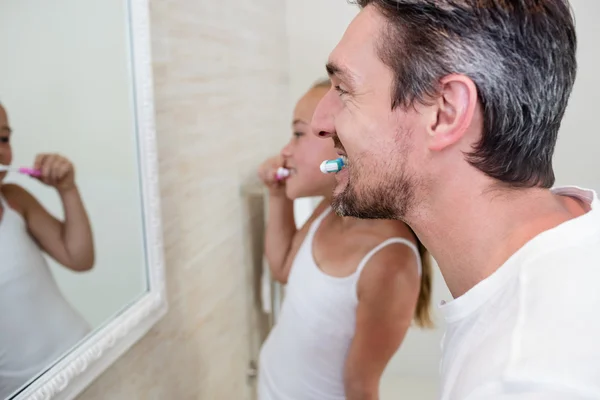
[311,6,427,221]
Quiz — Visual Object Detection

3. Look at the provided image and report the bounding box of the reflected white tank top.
[0,195,90,397]
[258,207,421,400]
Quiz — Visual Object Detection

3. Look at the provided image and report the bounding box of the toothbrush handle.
[19,167,42,177]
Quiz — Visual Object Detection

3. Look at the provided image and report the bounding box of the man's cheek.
[336,120,360,152]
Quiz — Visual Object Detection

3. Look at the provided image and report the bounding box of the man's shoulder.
[522,235,600,283]
[510,240,600,376]
[460,246,600,398]
[505,293,600,398]
[518,195,600,287]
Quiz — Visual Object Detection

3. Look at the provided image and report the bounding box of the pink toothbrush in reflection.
[0,165,42,177]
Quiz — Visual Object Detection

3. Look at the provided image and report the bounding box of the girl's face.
[0,105,13,183]
[280,87,338,200]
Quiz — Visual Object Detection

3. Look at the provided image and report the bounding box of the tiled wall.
[78,0,289,398]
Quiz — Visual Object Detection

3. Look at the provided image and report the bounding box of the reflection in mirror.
[0,123,94,397]
[0,2,149,398]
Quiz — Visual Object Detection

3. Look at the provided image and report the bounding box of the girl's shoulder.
[1,183,34,216]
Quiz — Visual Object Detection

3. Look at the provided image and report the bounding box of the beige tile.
[78,0,287,398]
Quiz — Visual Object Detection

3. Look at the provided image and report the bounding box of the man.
[311,1,600,399]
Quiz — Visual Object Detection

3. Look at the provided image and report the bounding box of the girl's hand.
[34,153,76,193]
[258,155,287,196]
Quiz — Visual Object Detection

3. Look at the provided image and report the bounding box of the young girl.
[257,80,433,400]
[0,103,95,397]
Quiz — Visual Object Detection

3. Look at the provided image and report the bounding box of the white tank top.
[258,207,421,400]
[0,195,90,398]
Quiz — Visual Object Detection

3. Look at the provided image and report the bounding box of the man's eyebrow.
[326,61,357,87]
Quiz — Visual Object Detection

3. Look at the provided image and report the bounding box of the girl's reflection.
[0,103,95,397]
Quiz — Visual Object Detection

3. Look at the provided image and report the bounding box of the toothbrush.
[275,167,290,181]
[0,165,42,177]
[320,157,345,174]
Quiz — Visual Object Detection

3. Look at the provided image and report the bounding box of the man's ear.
[426,74,478,151]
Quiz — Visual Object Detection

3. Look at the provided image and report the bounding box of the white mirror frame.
[10,0,167,398]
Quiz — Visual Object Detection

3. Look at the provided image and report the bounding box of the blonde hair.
[413,235,434,328]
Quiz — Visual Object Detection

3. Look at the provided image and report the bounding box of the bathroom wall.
[78,0,289,399]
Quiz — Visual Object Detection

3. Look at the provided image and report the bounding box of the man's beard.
[331,162,415,221]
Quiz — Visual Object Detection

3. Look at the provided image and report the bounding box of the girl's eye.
[0,137,9,143]
[293,132,303,138]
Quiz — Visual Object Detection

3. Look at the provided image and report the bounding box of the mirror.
[0,1,166,399]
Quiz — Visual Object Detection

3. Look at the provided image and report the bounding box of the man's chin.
[331,188,360,218]
[331,186,402,220]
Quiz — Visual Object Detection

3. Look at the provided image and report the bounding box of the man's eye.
[334,85,348,96]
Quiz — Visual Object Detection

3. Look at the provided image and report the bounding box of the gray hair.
[355,0,577,188]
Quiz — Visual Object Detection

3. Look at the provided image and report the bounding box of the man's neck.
[409,184,583,298]
[320,195,362,231]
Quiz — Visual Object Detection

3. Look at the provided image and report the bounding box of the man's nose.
[311,91,335,139]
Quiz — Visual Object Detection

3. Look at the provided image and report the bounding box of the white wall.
[0,1,146,328]
[285,0,600,398]
[553,0,600,193]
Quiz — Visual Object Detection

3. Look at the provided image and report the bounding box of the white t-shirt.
[438,186,600,400]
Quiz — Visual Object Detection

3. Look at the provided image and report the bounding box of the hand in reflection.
[1,150,95,272]
[33,153,76,193]
[258,155,287,197]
